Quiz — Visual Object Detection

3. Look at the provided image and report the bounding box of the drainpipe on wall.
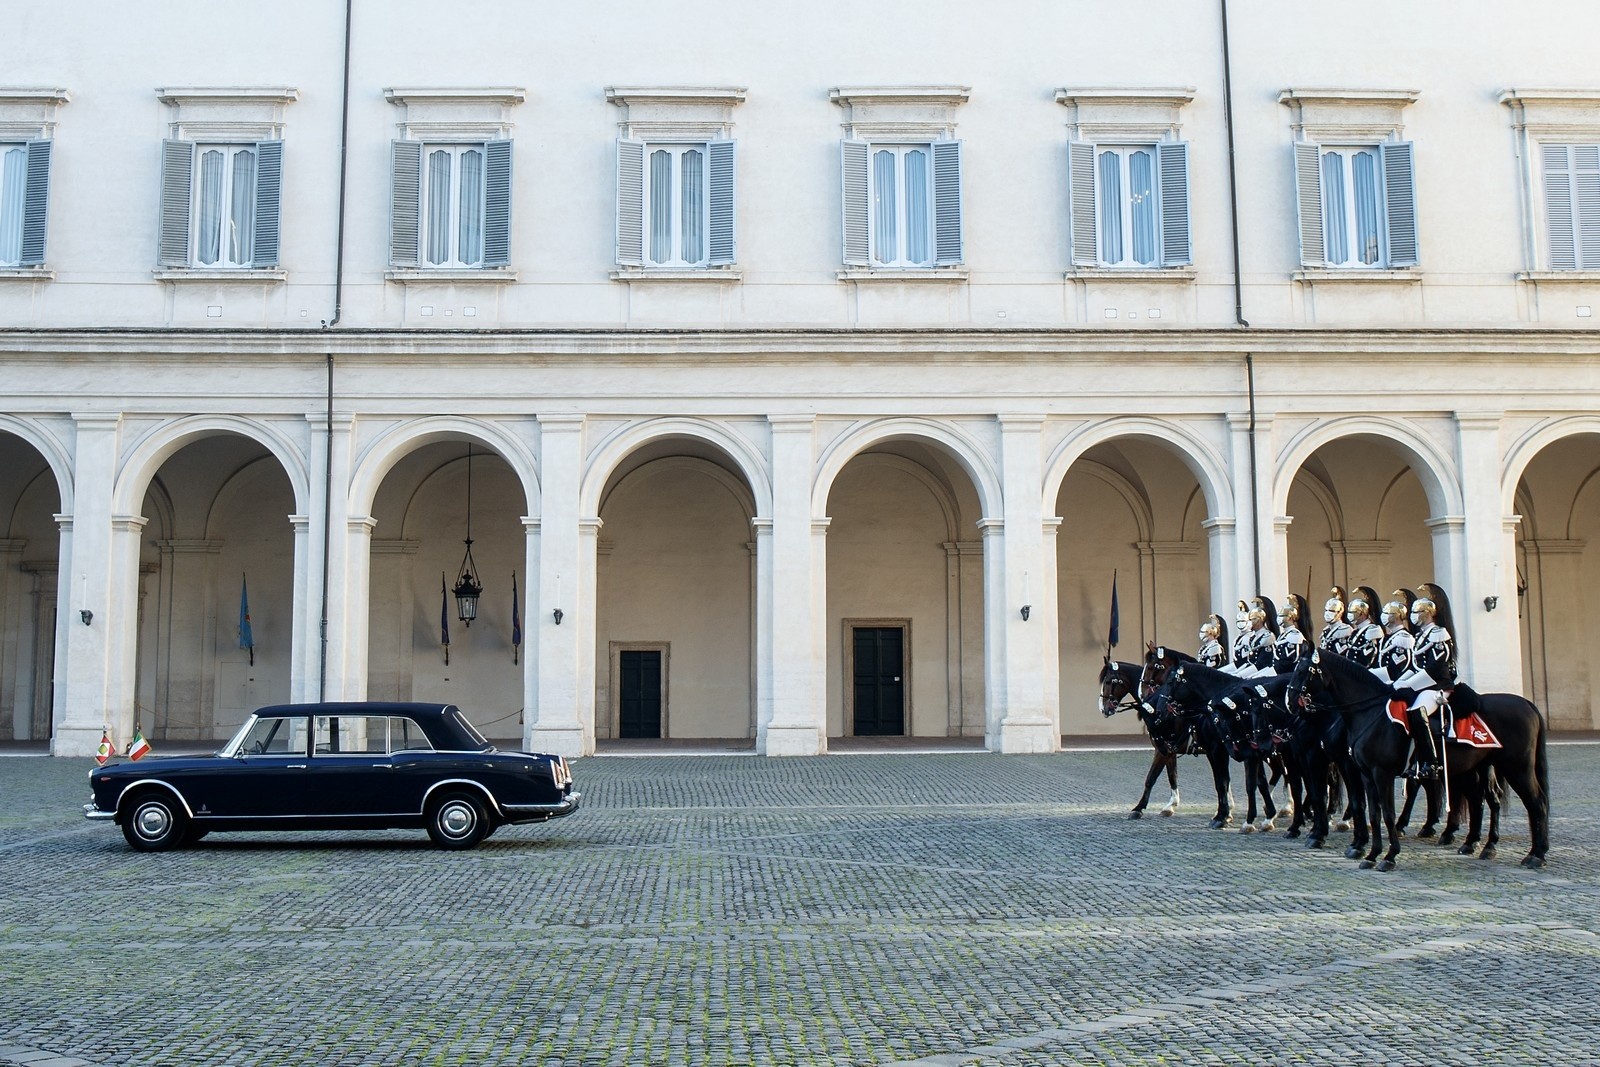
[318,0,354,701]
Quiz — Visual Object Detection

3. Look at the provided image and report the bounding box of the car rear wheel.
[121,792,189,852]
[426,792,489,850]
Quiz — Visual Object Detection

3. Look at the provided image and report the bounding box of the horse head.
[1288,648,1323,712]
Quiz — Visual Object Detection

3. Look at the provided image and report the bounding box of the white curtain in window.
[1321,152,1348,265]
[1352,150,1381,265]
[1129,150,1158,265]
[1097,150,1122,264]
[872,149,897,265]
[0,146,24,264]
[426,149,451,265]
[458,147,484,266]
[197,149,224,265]
[904,148,929,265]
[680,148,704,264]
[649,149,671,264]
[228,147,256,266]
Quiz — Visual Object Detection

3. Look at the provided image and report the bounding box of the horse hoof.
[1335,821,1351,832]
[1345,847,1364,860]
[1306,838,1325,850]
[1457,842,1476,856]
[1285,828,1301,840]
[1418,827,1437,840]
[1239,824,1255,834]
[1520,854,1545,869]
[1260,820,1276,833]
[1358,859,1376,870]
[1159,807,1176,817]
[1437,832,1456,847]
[1377,859,1397,872]
[1479,847,1497,861]
[1129,810,1144,820]
[1209,817,1230,829]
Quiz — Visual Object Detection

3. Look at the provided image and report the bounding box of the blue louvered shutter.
[616,138,645,267]
[931,140,964,266]
[1157,140,1191,267]
[158,139,195,266]
[1542,144,1576,270]
[390,140,422,267]
[251,140,283,268]
[483,139,513,267]
[841,139,869,266]
[1575,145,1600,269]
[1380,141,1417,267]
[19,140,52,266]
[1294,141,1325,267]
[1068,141,1097,266]
[706,139,736,266]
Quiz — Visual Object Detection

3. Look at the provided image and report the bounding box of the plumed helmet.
[1324,585,1347,617]
[1415,582,1455,635]
[1281,593,1310,630]
[1382,588,1416,631]
[1348,586,1381,623]
[1235,599,1249,623]
[1201,613,1227,647]
[1250,594,1280,636]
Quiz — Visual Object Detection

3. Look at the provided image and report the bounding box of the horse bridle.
[1100,662,1143,717]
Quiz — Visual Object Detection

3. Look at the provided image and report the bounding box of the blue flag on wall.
[440,572,451,666]
[511,571,522,665]
[238,574,254,666]
[1107,570,1120,651]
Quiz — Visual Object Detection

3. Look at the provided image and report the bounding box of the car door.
[305,714,412,816]
[183,714,316,818]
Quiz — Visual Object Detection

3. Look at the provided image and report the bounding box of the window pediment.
[1278,88,1419,142]
[384,87,525,141]
[1500,89,1600,139]
[606,86,745,140]
[830,85,969,140]
[1055,87,1194,141]
[156,86,297,141]
[0,88,69,140]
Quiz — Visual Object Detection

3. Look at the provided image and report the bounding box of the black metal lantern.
[452,444,484,625]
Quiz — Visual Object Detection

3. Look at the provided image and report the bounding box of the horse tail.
[1534,703,1551,809]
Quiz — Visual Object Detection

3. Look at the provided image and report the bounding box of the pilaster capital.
[289,513,311,532]
[997,413,1046,432]
[767,414,817,432]
[71,411,123,430]
[521,515,541,532]
[1503,514,1523,534]
[1424,514,1467,532]
[538,414,587,433]
[1042,516,1064,535]
[977,517,1004,537]
[53,512,73,531]
[1201,516,1236,532]
[1273,515,1294,533]
[811,517,832,534]
[1453,411,1505,432]
[579,517,605,535]
[112,515,151,534]
[347,515,378,535]
[1225,411,1271,433]
[307,411,355,430]
[750,517,774,535]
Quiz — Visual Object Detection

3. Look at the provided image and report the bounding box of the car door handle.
[288,764,307,769]
[371,763,393,768]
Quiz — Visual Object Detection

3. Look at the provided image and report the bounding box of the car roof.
[250,702,457,720]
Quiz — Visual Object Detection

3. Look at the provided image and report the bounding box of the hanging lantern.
[453,444,485,625]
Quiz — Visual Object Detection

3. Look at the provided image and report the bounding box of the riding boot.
[1406,707,1440,780]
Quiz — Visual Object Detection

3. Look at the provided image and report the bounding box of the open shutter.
[1157,140,1191,267]
[1068,141,1097,266]
[251,140,283,268]
[706,139,736,266]
[932,140,964,266]
[1294,140,1325,267]
[1575,145,1600,269]
[616,138,645,267]
[390,140,422,267]
[841,139,869,266]
[19,140,52,266]
[1542,145,1576,270]
[1381,141,1418,267]
[483,138,513,267]
[157,139,195,267]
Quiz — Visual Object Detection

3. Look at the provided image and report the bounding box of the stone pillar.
[1269,515,1294,601]
[530,416,587,756]
[978,518,1005,746]
[1454,413,1522,695]
[763,415,824,755]
[1040,517,1063,742]
[0,539,26,738]
[1524,539,1590,727]
[53,414,121,756]
[994,416,1054,753]
[337,516,376,701]
[1226,413,1265,595]
[288,514,311,703]
[520,516,541,750]
[305,413,355,703]
[1203,516,1238,616]
[956,540,985,736]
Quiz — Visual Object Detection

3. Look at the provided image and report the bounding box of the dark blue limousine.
[84,702,579,851]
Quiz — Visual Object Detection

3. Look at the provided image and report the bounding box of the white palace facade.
[2,2,1598,757]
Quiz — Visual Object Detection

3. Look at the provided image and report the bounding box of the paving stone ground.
[1,745,1597,1066]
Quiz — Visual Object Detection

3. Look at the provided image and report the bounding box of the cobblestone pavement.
[2,745,1597,1066]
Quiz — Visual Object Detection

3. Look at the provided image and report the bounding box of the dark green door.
[619,650,663,739]
[852,627,904,736]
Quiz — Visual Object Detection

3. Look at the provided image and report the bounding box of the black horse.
[1099,657,1180,819]
[1288,648,1550,870]
[1247,675,1367,854]
[1149,661,1283,830]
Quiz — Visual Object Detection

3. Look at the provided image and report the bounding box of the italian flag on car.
[95,729,115,765]
[126,729,152,761]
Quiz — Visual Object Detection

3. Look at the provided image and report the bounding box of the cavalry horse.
[1288,648,1550,870]
[1246,675,1367,855]
[1148,660,1284,830]
[1099,656,1180,818]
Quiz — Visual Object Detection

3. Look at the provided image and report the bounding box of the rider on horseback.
[1274,594,1311,673]
[1197,613,1228,669]
[1391,583,1458,781]
[1319,586,1354,657]
[1224,600,1253,674]
[1345,586,1384,667]
[1242,595,1279,678]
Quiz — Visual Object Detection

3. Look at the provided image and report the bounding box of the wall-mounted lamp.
[1020,604,1031,621]
[552,608,564,625]
[1483,595,1499,612]
[80,609,93,626]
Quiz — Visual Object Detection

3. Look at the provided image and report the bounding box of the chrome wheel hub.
[135,804,171,839]
[440,803,474,837]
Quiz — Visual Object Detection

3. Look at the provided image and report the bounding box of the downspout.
[318,0,354,700]
[1220,0,1261,592]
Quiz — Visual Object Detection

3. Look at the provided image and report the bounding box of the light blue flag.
[239,574,255,666]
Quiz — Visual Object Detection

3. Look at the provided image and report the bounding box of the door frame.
[609,641,670,739]
[842,618,911,737]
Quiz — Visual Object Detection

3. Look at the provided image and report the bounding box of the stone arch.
[203,456,296,540]
[1042,418,1231,522]
[1291,467,1346,544]
[1075,459,1155,543]
[581,417,770,519]
[349,417,538,519]
[1273,416,1461,519]
[813,418,1001,520]
[114,415,310,517]
[0,415,74,512]
[601,456,758,523]
[1501,415,1600,516]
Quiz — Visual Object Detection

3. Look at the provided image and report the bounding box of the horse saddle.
[1451,711,1502,749]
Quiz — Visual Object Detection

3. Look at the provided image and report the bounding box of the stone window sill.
[837,267,969,282]
[609,268,743,282]
[152,268,287,282]
[1065,268,1197,282]
[0,267,54,281]
[385,269,518,285]
[1291,268,1421,284]
[1516,270,1600,283]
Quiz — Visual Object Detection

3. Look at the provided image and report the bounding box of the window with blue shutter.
[482,139,513,267]
[1542,143,1600,270]
[158,139,196,267]
[616,138,645,267]
[397,140,509,270]
[706,140,736,266]
[1,140,53,267]
[1068,140,1188,268]
[616,138,734,270]
[1298,139,1418,269]
[158,138,284,269]
[841,139,870,267]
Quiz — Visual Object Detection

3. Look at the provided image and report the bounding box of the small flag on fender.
[96,727,115,765]
[127,727,152,761]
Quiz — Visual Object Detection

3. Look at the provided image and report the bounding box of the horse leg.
[1455,773,1482,856]
[1301,755,1326,848]
[1208,749,1232,829]
[1417,777,1440,839]
[1256,758,1278,832]
[1130,751,1166,818]
[1239,758,1258,833]
[1395,777,1417,836]
[1480,775,1502,862]
[1282,754,1304,838]
[1502,766,1548,869]
[1377,775,1403,871]
[1342,757,1369,858]
[1359,775,1385,869]
[1158,755,1180,816]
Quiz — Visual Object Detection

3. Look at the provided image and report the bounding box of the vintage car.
[83,701,579,851]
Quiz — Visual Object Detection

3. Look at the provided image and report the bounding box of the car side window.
[313,715,390,755]
[239,716,308,756]
[390,717,434,753]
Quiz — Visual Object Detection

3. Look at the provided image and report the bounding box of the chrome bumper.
[501,791,582,822]
[83,803,116,822]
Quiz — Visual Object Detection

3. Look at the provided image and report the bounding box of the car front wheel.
[122,792,189,852]
[426,792,489,850]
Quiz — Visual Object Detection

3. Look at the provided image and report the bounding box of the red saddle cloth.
[1452,711,1502,749]
[1387,700,1410,733]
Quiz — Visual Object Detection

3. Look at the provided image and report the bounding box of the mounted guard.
[1318,586,1354,657]
[1197,613,1228,669]
[1241,595,1279,677]
[1345,586,1384,667]
[1390,583,1459,780]
[1273,593,1311,673]
[1224,600,1253,674]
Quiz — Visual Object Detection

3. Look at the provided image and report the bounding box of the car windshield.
[448,707,493,751]
[221,715,310,757]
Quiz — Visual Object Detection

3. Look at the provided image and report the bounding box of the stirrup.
[1413,761,1441,781]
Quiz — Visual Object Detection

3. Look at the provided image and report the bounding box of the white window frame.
[1537,142,1600,271]
[869,143,935,268]
[0,141,26,267]
[1500,90,1600,279]
[419,143,487,269]
[1318,144,1388,268]
[1092,144,1162,268]
[190,142,260,268]
[643,142,710,269]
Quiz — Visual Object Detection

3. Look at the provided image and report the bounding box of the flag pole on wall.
[1107,569,1120,656]
[239,573,255,667]
[441,572,451,666]
[511,571,522,665]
